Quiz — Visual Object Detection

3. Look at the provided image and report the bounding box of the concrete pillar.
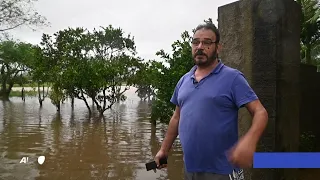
[218,0,301,179]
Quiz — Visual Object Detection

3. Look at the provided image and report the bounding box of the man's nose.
[197,44,205,50]
[195,42,205,49]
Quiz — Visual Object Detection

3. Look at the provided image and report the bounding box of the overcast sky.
[8,0,236,61]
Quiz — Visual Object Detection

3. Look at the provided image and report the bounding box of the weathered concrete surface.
[218,0,301,180]
[300,64,320,151]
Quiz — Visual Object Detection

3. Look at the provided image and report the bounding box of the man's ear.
[216,43,222,54]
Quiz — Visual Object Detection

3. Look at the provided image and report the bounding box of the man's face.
[191,28,219,67]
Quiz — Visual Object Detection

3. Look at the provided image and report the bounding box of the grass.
[12,82,128,88]
[8,82,131,97]
[13,83,50,87]
[9,90,38,97]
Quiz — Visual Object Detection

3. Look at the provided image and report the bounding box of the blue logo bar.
[253,153,320,168]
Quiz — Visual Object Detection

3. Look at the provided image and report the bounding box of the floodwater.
[0,87,318,180]
[0,87,184,180]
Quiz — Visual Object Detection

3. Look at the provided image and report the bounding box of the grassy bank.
[13,83,50,87]
[9,90,38,97]
[12,82,128,88]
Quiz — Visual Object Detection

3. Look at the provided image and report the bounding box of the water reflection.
[0,88,184,180]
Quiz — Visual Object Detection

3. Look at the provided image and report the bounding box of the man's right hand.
[154,149,168,169]
[153,106,180,172]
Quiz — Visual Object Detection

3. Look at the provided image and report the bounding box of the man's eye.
[203,41,212,45]
[192,40,200,44]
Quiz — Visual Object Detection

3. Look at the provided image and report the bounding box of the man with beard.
[154,22,268,180]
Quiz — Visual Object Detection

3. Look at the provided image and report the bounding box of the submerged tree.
[133,60,163,102]
[0,40,36,100]
[37,25,140,115]
[150,30,194,124]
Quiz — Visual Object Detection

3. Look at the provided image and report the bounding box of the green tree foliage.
[150,31,194,124]
[0,0,47,32]
[0,40,36,100]
[27,45,51,106]
[49,82,66,112]
[133,60,163,101]
[297,0,320,65]
[37,26,140,115]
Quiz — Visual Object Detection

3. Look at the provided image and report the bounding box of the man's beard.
[193,49,218,67]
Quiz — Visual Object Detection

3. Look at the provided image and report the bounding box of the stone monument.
[218,0,301,179]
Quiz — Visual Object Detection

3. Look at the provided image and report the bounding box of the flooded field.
[0,87,184,180]
[0,87,318,180]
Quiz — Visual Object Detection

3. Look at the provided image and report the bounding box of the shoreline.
[8,86,138,97]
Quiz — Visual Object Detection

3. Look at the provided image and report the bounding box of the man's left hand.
[228,135,256,168]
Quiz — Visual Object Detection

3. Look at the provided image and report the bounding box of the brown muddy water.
[0,87,184,180]
[0,87,318,180]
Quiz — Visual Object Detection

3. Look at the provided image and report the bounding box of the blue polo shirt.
[170,60,258,174]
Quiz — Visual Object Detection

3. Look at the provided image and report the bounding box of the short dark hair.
[194,22,220,43]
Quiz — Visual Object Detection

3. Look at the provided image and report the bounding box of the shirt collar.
[190,59,224,79]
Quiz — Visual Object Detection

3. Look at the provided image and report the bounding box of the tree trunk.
[71,97,74,109]
[99,110,104,117]
[56,103,60,112]
[21,87,25,102]
[1,78,6,95]
[0,91,10,101]
[1,82,14,101]
[42,85,45,99]
[38,83,43,107]
[81,95,91,115]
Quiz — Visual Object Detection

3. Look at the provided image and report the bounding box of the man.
[154,22,268,180]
